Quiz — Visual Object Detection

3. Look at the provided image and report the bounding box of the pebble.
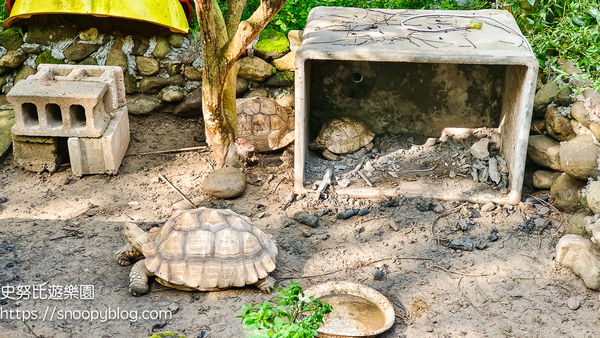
[338,209,359,220]
[535,205,551,215]
[168,303,179,314]
[481,202,495,212]
[458,219,469,231]
[389,220,400,231]
[416,200,434,212]
[374,230,383,236]
[293,211,319,228]
[534,218,548,229]
[358,207,370,216]
[255,212,265,218]
[566,297,581,310]
[373,267,386,280]
[447,237,473,251]
[0,197,7,203]
[152,321,168,331]
[315,208,330,217]
[301,229,312,237]
[489,228,499,242]
[519,220,536,234]
[379,199,399,210]
[433,203,444,213]
[337,178,351,188]
[470,138,490,160]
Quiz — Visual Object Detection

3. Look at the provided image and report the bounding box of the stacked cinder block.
[7,64,130,176]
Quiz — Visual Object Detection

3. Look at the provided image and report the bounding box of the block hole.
[82,69,105,77]
[52,68,73,77]
[69,105,86,129]
[22,103,39,128]
[45,104,63,128]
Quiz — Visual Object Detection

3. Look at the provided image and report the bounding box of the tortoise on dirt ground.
[310,117,375,160]
[237,97,294,152]
[116,208,278,296]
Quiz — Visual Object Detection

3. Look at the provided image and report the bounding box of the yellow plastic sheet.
[4,0,190,33]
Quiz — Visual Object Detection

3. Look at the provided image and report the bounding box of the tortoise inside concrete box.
[116,208,278,295]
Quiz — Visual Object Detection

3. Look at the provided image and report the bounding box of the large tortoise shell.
[141,208,277,290]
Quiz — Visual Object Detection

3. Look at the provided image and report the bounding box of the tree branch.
[225,0,247,40]
[224,0,286,63]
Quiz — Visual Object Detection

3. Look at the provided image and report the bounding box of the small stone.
[131,36,150,55]
[159,86,185,103]
[78,56,98,65]
[589,122,600,141]
[236,77,249,97]
[173,87,202,117]
[388,220,400,231]
[139,75,184,94]
[172,199,192,210]
[488,228,499,242]
[470,138,489,160]
[534,218,547,229]
[302,229,312,237]
[338,209,359,220]
[566,297,581,310]
[265,71,294,87]
[587,181,600,214]
[380,200,399,209]
[126,94,163,115]
[447,237,473,251]
[560,135,600,180]
[570,101,591,127]
[488,158,501,185]
[20,43,42,54]
[0,27,23,50]
[458,219,469,231]
[79,27,99,41]
[358,207,370,216]
[64,42,100,61]
[532,170,561,189]
[183,65,203,81]
[168,303,179,314]
[519,219,536,234]
[545,106,576,141]
[152,36,169,59]
[556,234,600,290]
[535,205,550,215]
[237,57,274,82]
[152,321,168,331]
[287,30,303,47]
[293,211,319,228]
[481,202,495,212]
[566,209,593,236]
[136,56,160,76]
[106,38,128,70]
[373,267,386,280]
[282,220,294,228]
[243,89,268,99]
[168,34,185,48]
[527,135,562,171]
[337,178,350,188]
[315,208,330,217]
[202,167,247,199]
[14,65,36,85]
[374,230,383,236]
[530,119,546,134]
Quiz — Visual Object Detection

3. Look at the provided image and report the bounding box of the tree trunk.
[194,0,287,167]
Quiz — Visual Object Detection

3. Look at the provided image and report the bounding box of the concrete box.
[12,135,66,173]
[68,106,130,177]
[8,79,111,138]
[294,7,539,204]
[32,64,126,113]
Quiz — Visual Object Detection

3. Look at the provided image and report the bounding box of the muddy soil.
[0,113,598,338]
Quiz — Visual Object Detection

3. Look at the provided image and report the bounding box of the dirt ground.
[0,113,599,338]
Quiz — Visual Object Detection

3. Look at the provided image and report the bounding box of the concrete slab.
[8,79,111,138]
[0,109,14,158]
[294,7,539,204]
[68,106,130,177]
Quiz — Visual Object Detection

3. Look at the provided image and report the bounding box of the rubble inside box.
[7,64,130,176]
[306,129,509,194]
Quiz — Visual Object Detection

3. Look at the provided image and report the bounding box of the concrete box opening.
[294,7,539,204]
[45,103,63,129]
[69,105,87,129]
[21,103,39,128]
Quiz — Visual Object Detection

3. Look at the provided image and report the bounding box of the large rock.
[0,50,26,68]
[25,24,77,44]
[534,81,561,115]
[567,209,593,236]
[570,101,590,127]
[585,181,600,214]
[78,56,98,65]
[136,56,159,76]
[173,87,202,117]
[126,94,164,115]
[276,93,295,108]
[139,75,184,94]
[79,27,99,41]
[131,36,149,55]
[64,43,100,62]
[288,30,303,47]
[550,173,585,212]
[545,106,575,141]
[527,135,561,170]
[558,58,593,89]
[265,71,294,87]
[237,57,274,82]
[152,35,170,59]
[236,77,249,97]
[124,72,138,94]
[273,51,296,71]
[0,109,14,158]
[0,27,23,50]
[532,170,561,189]
[202,167,247,199]
[183,65,203,81]
[560,135,599,180]
[470,138,489,160]
[35,50,63,66]
[590,122,600,141]
[585,217,600,244]
[254,29,290,60]
[106,37,128,71]
[168,34,185,48]
[556,234,600,290]
[14,65,36,85]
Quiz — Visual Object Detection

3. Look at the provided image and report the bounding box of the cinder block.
[12,135,65,173]
[8,79,111,138]
[68,106,130,177]
[33,64,126,112]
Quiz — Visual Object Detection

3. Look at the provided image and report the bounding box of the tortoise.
[309,117,375,160]
[237,97,294,152]
[116,208,278,296]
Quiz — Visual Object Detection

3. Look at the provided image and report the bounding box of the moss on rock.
[0,27,24,50]
[254,29,290,60]
[36,51,64,66]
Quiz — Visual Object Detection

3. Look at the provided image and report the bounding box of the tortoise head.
[123,223,149,251]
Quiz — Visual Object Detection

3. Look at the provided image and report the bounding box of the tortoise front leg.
[256,276,275,294]
[116,243,142,266]
[129,259,150,296]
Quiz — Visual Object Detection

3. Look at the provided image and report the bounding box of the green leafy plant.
[238,282,332,338]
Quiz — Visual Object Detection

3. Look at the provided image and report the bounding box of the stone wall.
[0,24,298,119]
